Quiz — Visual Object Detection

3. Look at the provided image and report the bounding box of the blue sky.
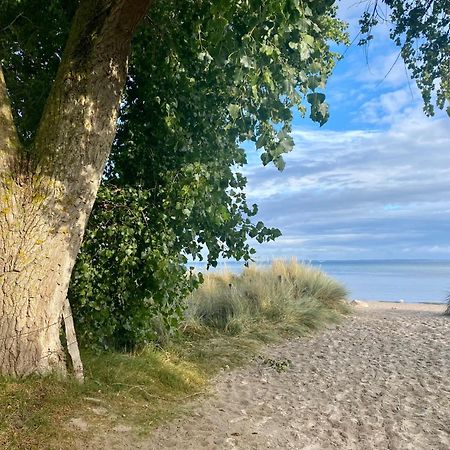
[244,0,450,261]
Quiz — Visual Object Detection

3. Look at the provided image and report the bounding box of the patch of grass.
[0,348,207,449]
[185,259,349,336]
[0,260,349,449]
[0,375,85,449]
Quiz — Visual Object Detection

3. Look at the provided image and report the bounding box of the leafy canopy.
[69,0,348,348]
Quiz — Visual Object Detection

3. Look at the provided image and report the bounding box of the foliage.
[0,0,75,145]
[68,0,348,349]
[359,0,450,116]
[69,186,201,349]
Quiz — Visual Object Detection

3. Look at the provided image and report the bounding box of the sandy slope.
[88,302,450,449]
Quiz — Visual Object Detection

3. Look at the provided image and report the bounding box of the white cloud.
[359,86,420,124]
[245,106,450,259]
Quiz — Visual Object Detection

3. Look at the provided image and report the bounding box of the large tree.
[0,0,345,376]
[0,0,151,376]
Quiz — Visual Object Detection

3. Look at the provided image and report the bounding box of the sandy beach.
[90,302,450,449]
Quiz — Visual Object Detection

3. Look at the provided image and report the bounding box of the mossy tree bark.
[0,0,151,377]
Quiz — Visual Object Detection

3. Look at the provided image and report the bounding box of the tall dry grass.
[185,259,349,336]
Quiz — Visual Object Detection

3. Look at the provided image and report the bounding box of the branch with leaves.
[359,0,450,116]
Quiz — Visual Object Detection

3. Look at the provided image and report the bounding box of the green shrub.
[69,182,280,351]
[69,187,201,351]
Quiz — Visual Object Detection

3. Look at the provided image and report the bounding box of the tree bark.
[0,0,151,377]
[63,297,84,382]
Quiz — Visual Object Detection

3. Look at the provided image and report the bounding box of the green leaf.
[228,104,240,120]
[302,34,315,47]
[261,44,275,55]
[299,41,311,60]
[261,152,272,166]
[274,156,286,171]
[280,135,294,152]
[307,92,326,105]
[240,55,253,68]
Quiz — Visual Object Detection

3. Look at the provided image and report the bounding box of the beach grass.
[0,260,349,449]
[185,259,349,337]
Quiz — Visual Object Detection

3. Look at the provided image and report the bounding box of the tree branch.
[34,0,152,181]
[0,65,21,176]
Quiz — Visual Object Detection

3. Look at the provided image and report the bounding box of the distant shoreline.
[188,258,450,266]
[357,299,447,305]
[351,300,447,313]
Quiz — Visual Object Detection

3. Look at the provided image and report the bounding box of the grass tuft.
[185,259,349,336]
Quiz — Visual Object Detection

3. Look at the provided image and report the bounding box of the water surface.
[189,259,450,303]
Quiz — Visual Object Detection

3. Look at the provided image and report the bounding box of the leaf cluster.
[359,0,450,116]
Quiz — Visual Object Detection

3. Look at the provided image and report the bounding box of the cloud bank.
[246,106,450,260]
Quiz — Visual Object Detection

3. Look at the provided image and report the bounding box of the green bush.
[69,187,201,351]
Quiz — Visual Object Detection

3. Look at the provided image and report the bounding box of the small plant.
[257,356,293,373]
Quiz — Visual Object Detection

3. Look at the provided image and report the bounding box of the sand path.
[98,302,450,449]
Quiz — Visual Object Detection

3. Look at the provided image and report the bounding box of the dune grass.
[0,260,349,449]
[185,259,349,336]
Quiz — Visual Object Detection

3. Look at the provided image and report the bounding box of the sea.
[188,259,450,304]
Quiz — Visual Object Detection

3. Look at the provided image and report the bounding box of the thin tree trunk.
[0,66,20,175]
[63,297,84,382]
[0,0,151,377]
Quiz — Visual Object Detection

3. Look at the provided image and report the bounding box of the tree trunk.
[63,297,84,382]
[0,0,151,377]
[0,189,73,376]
